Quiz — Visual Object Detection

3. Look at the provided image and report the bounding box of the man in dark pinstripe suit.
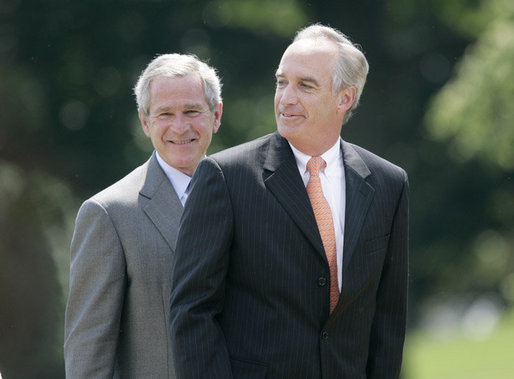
[170,24,409,378]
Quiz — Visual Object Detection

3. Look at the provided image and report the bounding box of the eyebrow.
[154,103,204,113]
[299,76,320,87]
[275,72,320,87]
[183,103,204,110]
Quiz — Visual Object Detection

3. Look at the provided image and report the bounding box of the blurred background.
[1,0,513,377]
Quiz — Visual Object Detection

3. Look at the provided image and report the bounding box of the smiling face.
[139,74,222,176]
[274,39,355,156]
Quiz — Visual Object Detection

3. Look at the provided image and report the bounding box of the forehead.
[276,40,337,81]
[149,74,207,105]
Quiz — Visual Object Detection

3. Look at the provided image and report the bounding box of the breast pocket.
[364,234,390,254]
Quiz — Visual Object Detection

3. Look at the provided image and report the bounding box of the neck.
[288,137,340,157]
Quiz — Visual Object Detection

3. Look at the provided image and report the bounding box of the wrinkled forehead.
[147,74,210,110]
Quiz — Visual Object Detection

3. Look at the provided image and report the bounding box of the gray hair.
[134,53,222,116]
[293,24,369,123]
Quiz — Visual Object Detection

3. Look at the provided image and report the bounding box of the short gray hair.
[293,24,369,123]
[134,53,222,116]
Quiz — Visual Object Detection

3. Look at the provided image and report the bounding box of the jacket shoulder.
[346,142,407,182]
[84,161,150,211]
[210,133,275,165]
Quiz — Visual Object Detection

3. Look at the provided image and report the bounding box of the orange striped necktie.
[306,156,340,313]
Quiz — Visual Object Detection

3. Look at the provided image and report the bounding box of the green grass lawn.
[402,308,514,379]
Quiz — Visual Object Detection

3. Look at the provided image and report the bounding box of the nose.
[278,84,298,106]
[170,114,189,134]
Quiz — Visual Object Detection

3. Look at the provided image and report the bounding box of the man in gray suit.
[64,53,222,378]
[170,24,408,378]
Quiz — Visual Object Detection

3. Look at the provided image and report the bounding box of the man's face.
[140,75,222,176]
[274,40,354,156]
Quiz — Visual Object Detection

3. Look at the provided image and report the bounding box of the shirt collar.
[289,138,342,176]
[155,151,192,203]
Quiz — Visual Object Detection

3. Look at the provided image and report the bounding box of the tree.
[423,0,514,307]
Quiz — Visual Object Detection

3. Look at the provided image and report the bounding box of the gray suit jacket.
[170,132,409,378]
[65,152,182,378]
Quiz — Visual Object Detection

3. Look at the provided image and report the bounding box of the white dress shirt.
[289,139,346,291]
[155,152,192,206]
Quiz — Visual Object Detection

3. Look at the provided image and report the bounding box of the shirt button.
[321,330,329,340]
[318,277,327,287]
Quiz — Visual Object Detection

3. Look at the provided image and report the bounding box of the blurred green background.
[1,0,513,377]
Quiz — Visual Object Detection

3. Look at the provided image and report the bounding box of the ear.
[139,110,151,138]
[212,102,223,134]
[336,86,356,115]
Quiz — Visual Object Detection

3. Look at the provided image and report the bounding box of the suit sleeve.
[64,199,126,378]
[367,171,409,379]
[170,157,233,379]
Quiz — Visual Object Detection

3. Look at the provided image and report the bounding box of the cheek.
[274,92,281,107]
[195,122,214,140]
[145,127,158,141]
[154,128,168,142]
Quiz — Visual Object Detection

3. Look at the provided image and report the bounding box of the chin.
[278,124,300,139]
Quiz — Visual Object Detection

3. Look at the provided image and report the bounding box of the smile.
[280,112,303,118]
[171,139,196,145]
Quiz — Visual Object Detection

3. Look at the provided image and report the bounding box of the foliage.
[423,0,514,309]
[426,6,514,169]
[203,0,308,37]
[431,0,514,38]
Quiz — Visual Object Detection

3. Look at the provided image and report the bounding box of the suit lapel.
[140,153,183,251]
[263,133,326,260]
[341,141,374,274]
[326,141,374,321]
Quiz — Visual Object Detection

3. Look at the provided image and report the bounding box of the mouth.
[170,138,196,145]
[280,112,304,119]
[278,106,304,119]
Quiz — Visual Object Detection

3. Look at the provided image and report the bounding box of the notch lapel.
[263,133,326,260]
[341,141,374,274]
[140,153,183,251]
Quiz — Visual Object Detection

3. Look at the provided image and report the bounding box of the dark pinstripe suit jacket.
[170,132,409,379]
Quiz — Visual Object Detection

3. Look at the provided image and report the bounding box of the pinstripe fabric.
[170,132,409,379]
[306,157,339,313]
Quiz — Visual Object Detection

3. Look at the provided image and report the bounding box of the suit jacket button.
[318,277,327,287]
[321,330,329,340]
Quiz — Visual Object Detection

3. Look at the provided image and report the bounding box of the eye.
[276,80,287,88]
[185,110,201,116]
[300,82,313,89]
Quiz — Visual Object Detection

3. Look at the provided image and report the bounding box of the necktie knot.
[306,156,326,176]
